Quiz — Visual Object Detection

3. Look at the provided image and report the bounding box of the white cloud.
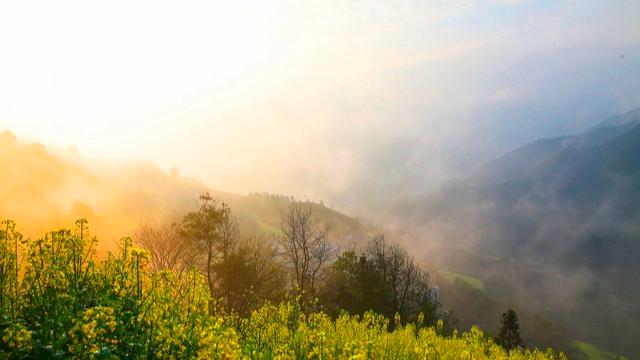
[490,0,527,5]
[489,87,522,104]
[0,0,638,208]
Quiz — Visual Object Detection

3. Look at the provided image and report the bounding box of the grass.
[439,270,486,293]
[574,340,628,360]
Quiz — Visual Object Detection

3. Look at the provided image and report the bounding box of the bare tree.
[218,204,239,263]
[277,202,335,300]
[367,234,434,320]
[134,223,197,277]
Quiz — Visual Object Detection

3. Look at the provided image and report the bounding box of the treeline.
[247,192,327,207]
[136,194,450,329]
[0,194,562,358]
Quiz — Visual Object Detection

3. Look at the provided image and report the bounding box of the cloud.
[488,87,522,104]
[1,0,638,214]
[490,0,527,5]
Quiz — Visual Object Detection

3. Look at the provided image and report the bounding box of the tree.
[496,309,524,351]
[134,223,197,277]
[320,250,383,316]
[218,204,239,263]
[320,235,448,329]
[367,235,437,322]
[180,193,238,310]
[213,235,286,315]
[277,202,335,302]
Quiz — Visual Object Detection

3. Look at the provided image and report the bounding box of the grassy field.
[439,270,486,292]
[574,341,628,360]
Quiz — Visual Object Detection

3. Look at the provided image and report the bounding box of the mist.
[377,113,640,357]
[2,1,639,215]
[1,1,640,358]
[0,130,212,252]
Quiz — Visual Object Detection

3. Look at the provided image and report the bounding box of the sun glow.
[0,0,285,140]
[1,0,636,202]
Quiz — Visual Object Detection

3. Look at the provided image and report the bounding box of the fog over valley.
[1,1,639,359]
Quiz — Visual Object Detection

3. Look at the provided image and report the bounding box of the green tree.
[180,193,237,311]
[496,309,524,351]
[214,235,286,315]
[320,250,381,316]
[320,235,449,330]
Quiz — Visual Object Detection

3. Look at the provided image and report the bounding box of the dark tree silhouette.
[179,193,239,313]
[496,309,524,351]
[213,235,287,315]
[320,235,452,330]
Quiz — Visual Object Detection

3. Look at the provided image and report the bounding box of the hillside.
[0,131,367,251]
[1,133,566,359]
[388,109,640,359]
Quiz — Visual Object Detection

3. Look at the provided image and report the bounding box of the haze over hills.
[0,130,367,252]
[386,109,640,358]
[1,1,638,358]
[3,107,640,358]
[3,108,640,358]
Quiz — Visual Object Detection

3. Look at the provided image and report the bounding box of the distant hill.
[388,109,640,359]
[472,108,640,187]
[0,131,367,252]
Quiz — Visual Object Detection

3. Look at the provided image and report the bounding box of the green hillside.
[213,191,369,245]
[574,341,628,360]
[439,270,486,292]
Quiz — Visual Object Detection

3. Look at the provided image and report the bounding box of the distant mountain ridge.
[471,108,640,187]
[388,108,640,359]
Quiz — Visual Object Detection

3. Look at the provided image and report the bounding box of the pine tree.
[496,309,524,350]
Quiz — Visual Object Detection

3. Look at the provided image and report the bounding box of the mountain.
[470,109,640,189]
[387,109,640,358]
[0,131,367,252]
[4,109,638,358]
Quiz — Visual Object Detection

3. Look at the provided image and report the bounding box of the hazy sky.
[1,0,639,208]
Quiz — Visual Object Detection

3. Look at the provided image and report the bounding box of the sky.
[1,0,639,210]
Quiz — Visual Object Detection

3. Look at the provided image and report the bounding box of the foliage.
[180,193,235,307]
[0,220,235,359]
[0,218,566,359]
[136,194,286,316]
[320,235,455,333]
[240,301,564,359]
[212,235,287,316]
[497,309,525,351]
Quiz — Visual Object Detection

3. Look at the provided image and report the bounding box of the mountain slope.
[388,109,640,358]
[0,131,367,251]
